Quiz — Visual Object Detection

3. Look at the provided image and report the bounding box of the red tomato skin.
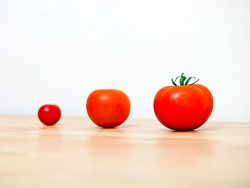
[153,84,213,131]
[86,89,131,128]
[38,104,61,126]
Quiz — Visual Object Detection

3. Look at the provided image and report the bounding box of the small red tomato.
[86,89,131,128]
[38,104,61,126]
[154,73,213,131]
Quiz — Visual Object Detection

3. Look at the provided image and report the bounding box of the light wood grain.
[0,115,250,188]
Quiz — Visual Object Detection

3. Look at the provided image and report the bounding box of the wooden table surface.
[0,115,250,188]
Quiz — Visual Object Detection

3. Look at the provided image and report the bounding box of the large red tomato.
[154,73,213,131]
[86,89,131,128]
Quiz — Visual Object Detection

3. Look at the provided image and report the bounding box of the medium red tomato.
[38,104,61,126]
[86,89,131,128]
[154,73,213,131]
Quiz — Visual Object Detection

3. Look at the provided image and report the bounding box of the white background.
[0,0,249,122]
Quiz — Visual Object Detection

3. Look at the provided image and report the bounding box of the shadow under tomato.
[38,126,63,152]
[156,130,214,169]
[87,128,131,159]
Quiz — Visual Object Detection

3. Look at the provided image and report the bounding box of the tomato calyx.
[171,73,199,86]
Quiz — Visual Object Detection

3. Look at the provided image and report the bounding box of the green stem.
[179,73,186,85]
[171,78,177,86]
[189,79,199,85]
[171,73,199,86]
[185,77,196,85]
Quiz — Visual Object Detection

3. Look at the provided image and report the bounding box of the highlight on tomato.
[153,73,213,131]
[86,89,131,128]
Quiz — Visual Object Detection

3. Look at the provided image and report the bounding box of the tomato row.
[38,73,213,131]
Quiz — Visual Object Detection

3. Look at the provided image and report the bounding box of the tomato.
[86,89,131,128]
[154,73,213,131]
[38,104,61,126]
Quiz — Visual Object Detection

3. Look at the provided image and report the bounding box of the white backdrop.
[0,0,249,122]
